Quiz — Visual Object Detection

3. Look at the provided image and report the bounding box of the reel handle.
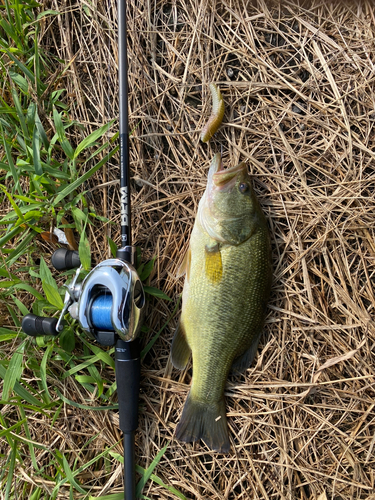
[115,339,141,433]
[22,314,60,336]
[51,248,81,271]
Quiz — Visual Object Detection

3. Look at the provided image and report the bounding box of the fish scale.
[172,153,272,452]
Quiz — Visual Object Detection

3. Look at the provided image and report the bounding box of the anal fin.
[171,321,191,370]
[231,331,262,372]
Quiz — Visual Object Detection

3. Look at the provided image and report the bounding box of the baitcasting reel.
[22,247,145,347]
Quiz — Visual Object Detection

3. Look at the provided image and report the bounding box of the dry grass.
[11,0,375,498]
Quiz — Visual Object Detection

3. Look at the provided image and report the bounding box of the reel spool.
[71,259,145,345]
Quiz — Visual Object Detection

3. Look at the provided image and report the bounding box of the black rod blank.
[118,0,131,248]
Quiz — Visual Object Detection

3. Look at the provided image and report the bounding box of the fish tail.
[175,392,230,453]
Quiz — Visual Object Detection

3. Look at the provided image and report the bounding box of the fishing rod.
[22,0,145,498]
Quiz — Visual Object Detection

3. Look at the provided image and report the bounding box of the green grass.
[0,2,178,498]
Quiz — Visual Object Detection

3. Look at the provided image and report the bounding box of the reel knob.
[51,249,81,271]
[22,314,60,336]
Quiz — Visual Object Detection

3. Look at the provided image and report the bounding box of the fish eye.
[239,182,249,194]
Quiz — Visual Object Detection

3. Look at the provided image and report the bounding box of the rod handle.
[22,314,60,336]
[115,339,141,433]
[51,248,81,271]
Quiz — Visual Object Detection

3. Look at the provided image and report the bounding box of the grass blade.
[18,406,39,471]
[52,107,75,160]
[0,123,22,196]
[141,296,181,358]
[2,340,25,401]
[40,342,54,402]
[53,144,119,205]
[143,286,171,301]
[32,126,43,176]
[0,363,43,407]
[73,120,114,159]
[4,441,17,500]
[6,230,35,266]
[39,256,64,309]
[78,227,91,271]
[55,389,118,410]
[135,443,169,496]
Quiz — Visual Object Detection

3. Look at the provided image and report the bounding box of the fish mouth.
[212,161,247,189]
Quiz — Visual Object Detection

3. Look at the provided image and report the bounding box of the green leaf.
[59,328,75,353]
[0,226,22,248]
[0,363,43,407]
[13,283,44,301]
[36,10,60,20]
[11,86,28,138]
[2,341,25,401]
[6,230,35,266]
[5,51,36,83]
[0,187,24,221]
[142,295,181,358]
[0,327,19,342]
[39,256,57,288]
[40,343,54,402]
[35,111,49,150]
[74,120,114,159]
[75,375,96,384]
[53,108,74,160]
[88,494,124,500]
[78,230,91,271]
[55,389,118,411]
[81,339,115,369]
[39,257,64,309]
[32,126,43,175]
[59,454,86,495]
[139,257,155,281]
[43,283,64,309]
[5,441,17,500]
[0,418,27,438]
[136,443,169,496]
[62,354,101,379]
[108,451,188,500]
[0,123,22,193]
[107,237,117,257]
[9,71,29,94]
[143,286,171,301]
[53,144,119,205]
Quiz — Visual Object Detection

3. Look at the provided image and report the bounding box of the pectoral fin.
[231,331,262,372]
[177,246,191,282]
[171,321,191,370]
[205,243,223,284]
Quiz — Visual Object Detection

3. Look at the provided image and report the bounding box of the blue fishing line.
[91,294,113,330]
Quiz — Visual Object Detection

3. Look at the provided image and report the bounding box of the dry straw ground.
[7,0,375,498]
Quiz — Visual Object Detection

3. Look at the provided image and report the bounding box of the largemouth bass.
[172,153,272,453]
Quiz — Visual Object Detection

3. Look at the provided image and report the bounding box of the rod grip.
[51,248,81,271]
[115,339,141,433]
[22,314,59,336]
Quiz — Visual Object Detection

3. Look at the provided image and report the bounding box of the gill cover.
[198,154,258,246]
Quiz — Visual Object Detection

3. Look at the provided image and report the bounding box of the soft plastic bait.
[200,83,225,143]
